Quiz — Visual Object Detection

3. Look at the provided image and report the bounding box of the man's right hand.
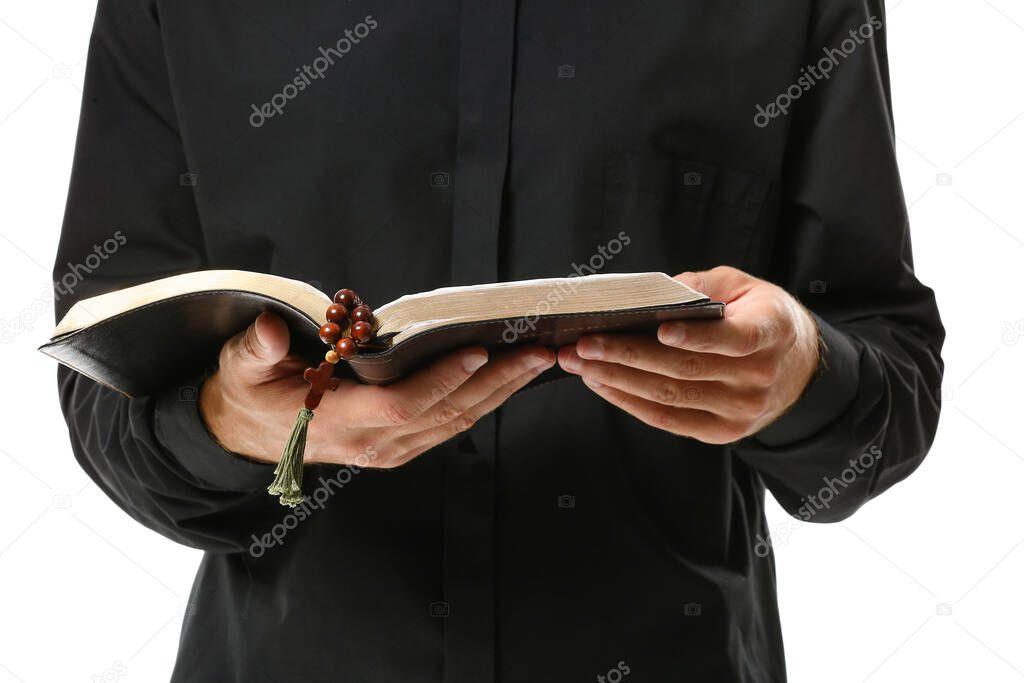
[199,312,555,468]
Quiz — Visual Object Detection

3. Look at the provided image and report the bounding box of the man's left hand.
[557,266,820,444]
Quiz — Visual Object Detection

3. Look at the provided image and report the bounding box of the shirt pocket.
[602,151,772,273]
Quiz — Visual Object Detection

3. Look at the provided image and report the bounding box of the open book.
[41,270,722,396]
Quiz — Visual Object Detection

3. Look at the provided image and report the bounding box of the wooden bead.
[335,337,358,359]
[319,322,342,344]
[326,303,348,323]
[351,305,373,323]
[351,320,373,343]
[334,289,359,308]
[325,349,340,364]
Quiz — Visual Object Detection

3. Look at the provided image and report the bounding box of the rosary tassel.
[268,408,314,507]
[269,288,371,505]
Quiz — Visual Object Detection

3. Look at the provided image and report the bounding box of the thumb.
[674,266,754,303]
[222,312,291,382]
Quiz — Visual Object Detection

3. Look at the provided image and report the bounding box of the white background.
[1,1,1023,681]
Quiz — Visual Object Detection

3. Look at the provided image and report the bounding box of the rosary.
[267,288,373,506]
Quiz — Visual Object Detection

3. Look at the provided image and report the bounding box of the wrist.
[198,373,277,463]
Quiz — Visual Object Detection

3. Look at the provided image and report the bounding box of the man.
[55,1,943,681]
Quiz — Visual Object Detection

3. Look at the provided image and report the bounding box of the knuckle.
[434,370,465,397]
[433,398,461,426]
[652,407,678,432]
[651,382,680,406]
[675,355,702,379]
[380,399,415,426]
[448,414,476,437]
[619,343,638,365]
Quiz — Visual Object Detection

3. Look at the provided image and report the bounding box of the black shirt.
[55,1,943,681]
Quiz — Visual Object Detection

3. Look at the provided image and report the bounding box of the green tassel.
[268,408,314,507]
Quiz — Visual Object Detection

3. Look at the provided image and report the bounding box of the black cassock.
[55,0,943,681]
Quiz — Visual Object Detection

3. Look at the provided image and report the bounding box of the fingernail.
[660,323,685,346]
[576,336,604,360]
[463,351,488,373]
[582,376,604,389]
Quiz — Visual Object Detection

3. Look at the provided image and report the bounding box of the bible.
[41,269,722,397]
[42,269,723,505]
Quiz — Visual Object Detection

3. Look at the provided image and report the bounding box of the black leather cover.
[40,289,724,397]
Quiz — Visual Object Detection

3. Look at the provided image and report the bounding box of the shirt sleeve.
[734,0,945,522]
[54,0,274,552]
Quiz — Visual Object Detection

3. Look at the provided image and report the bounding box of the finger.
[579,377,744,444]
[673,265,755,303]
[657,314,782,357]
[388,358,551,466]
[219,312,292,384]
[568,333,739,381]
[341,347,490,428]
[559,349,743,413]
[411,346,555,431]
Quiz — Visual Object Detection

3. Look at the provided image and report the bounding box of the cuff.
[153,380,274,493]
[751,314,861,448]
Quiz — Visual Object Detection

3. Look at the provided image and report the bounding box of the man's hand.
[200,312,555,467]
[557,266,820,444]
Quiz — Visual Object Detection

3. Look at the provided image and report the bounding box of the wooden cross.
[302,361,340,410]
